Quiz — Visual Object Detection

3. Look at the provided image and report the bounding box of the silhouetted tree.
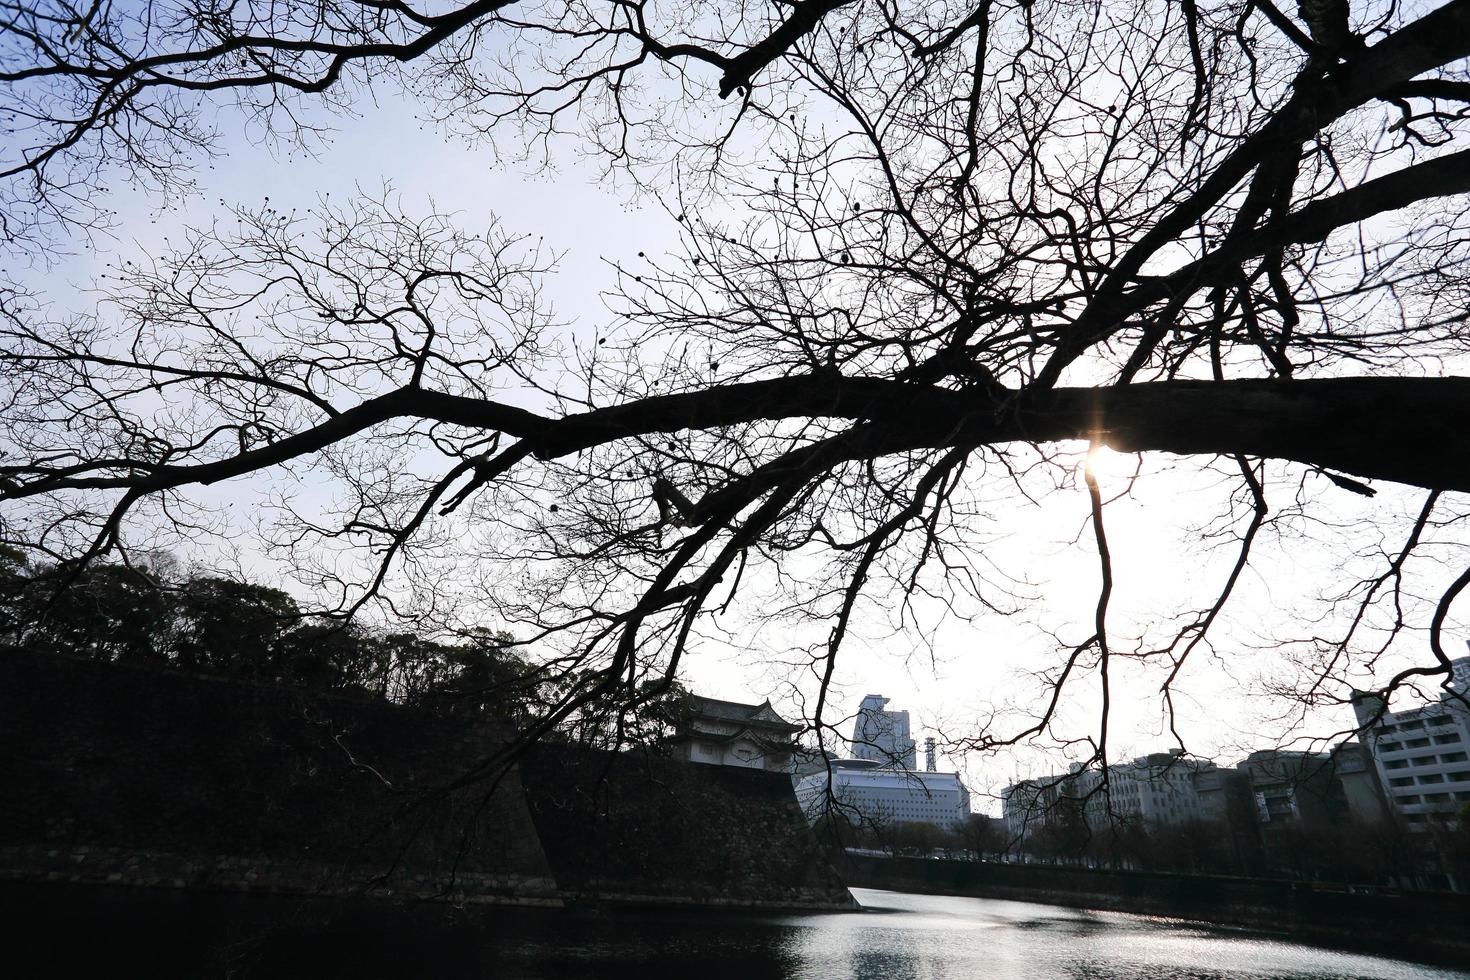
[888,820,950,855]
[4,0,1470,768]
[0,562,558,714]
[955,812,1007,860]
[171,576,304,677]
[5,563,173,666]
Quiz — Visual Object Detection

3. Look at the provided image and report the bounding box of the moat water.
[18,885,1469,977]
[273,887,1466,979]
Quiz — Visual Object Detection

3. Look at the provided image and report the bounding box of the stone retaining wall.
[521,743,855,909]
[0,652,852,911]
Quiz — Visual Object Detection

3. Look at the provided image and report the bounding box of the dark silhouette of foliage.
[3,0,1470,769]
[0,561,550,718]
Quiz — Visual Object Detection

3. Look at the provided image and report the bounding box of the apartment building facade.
[1352,654,1470,827]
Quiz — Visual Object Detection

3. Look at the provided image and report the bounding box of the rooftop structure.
[667,694,801,773]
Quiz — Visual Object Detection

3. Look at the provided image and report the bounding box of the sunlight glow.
[1084,444,1140,486]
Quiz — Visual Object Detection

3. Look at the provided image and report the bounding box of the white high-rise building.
[796,759,971,830]
[851,694,917,769]
[1353,653,1470,828]
[1080,751,1214,828]
[1002,750,1214,845]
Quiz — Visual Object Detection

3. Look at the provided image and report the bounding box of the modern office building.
[1192,765,1254,826]
[1080,751,1215,828]
[1004,750,1216,844]
[1353,653,1470,827]
[1331,741,1393,825]
[1002,775,1069,842]
[1005,739,1400,868]
[1240,744,1387,828]
[851,694,918,769]
[1191,764,1264,869]
[796,758,971,830]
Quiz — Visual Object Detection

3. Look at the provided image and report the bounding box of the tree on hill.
[3,0,1470,767]
[5,562,175,666]
[171,576,306,676]
[0,560,553,715]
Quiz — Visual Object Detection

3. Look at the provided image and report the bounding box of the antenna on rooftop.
[925,737,937,772]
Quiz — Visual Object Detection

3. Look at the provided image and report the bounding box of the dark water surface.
[13,885,1470,978]
[269,887,1470,979]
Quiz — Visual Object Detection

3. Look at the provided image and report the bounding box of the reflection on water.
[774,889,1465,980]
[427,888,1468,980]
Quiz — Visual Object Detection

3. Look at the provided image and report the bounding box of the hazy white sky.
[14,71,1466,815]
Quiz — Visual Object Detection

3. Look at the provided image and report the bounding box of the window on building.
[1423,793,1450,803]
[1426,715,1452,728]
[1389,777,1415,787]
[1440,752,1468,763]
[1434,733,1462,745]
[1386,760,1409,770]
[1397,794,1422,803]
[1418,773,1445,784]
[1380,741,1402,752]
[1405,737,1431,749]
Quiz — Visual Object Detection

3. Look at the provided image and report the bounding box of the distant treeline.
[0,548,689,745]
[819,800,1470,892]
[0,549,563,726]
[809,777,1470,891]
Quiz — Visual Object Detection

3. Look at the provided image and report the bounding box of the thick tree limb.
[531,376,1470,498]
[9,375,1466,501]
[717,0,858,97]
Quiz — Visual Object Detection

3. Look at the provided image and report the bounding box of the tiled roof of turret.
[684,694,801,733]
